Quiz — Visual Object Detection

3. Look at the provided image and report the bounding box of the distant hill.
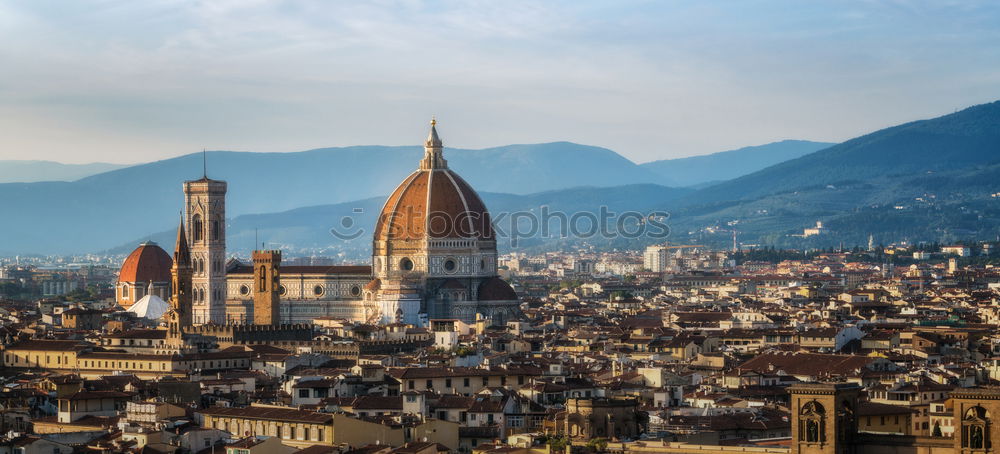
[687,101,1000,205]
[0,160,126,183]
[113,184,693,260]
[7,100,1000,256]
[664,100,1000,249]
[640,140,834,187]
[0,142,663,255]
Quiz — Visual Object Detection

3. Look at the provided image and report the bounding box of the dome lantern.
[420,117,448,170]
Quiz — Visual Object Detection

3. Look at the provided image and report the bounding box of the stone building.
[559,397,642,440]
[114,120,519,327]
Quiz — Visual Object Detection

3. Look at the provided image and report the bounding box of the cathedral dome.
[373,121,493,243]
[119,242,172,284]
[477,277,517,301]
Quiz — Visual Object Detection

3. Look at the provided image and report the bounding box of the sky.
[1,1,999,165]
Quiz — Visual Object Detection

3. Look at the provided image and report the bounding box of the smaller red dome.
[119,242,172,284]
[365,278,382,291]
[477,277,517,301]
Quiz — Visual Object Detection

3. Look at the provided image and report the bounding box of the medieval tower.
[184,175,228,324]
[252,249,282,325]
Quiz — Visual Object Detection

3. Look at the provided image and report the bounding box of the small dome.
[365,278,382,291]
[119,242,172,284]
[127,293,171,320]
[478,277,517,301]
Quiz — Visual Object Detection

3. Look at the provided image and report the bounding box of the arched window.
[192,214,203,242]
[800,401,826,444]
[259,266,267,292]
[963,406,991,450]
[211,219,220,241]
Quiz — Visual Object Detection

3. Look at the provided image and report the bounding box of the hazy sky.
[1,1,998,164]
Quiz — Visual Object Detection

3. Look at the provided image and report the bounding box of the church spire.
[169,214,193,330]
[420,118,448,170]
[173,215,191,268]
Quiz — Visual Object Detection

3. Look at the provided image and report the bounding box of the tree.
[546,435,568,453]
[610,290,633,300]
[586,437,608,452]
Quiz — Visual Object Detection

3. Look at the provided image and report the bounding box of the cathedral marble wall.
[226,272,370,324]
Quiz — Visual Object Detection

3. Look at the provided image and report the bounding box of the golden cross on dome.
[431,117,436,126]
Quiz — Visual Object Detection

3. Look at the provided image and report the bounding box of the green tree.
[586,437,608,452]
[546,435,568,453]
[610,290,633,300]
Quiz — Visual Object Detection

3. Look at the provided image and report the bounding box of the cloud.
[0,0,999,164]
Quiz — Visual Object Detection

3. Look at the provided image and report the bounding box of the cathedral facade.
[119,120,519,326]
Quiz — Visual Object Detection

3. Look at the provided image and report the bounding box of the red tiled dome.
[373,121,494,244]
[478,277,517,301]
[364,278,382,291]
[374,168,493,242]
[118,242,172,284]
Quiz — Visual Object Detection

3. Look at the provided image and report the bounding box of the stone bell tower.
[184,171,227,325]
[253,250,281,325]
[789,383,860,454]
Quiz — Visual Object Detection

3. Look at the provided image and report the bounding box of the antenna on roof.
[255,228,258,252]
[202,149,207,178]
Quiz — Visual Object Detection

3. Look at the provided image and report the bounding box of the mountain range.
[116,184,692,260]
[670,100,1000,248]
[0,160,126,183]
[687,101,1000,205]
[3,99,1000,256]
[0,142,665,255]
[640,140,834,187]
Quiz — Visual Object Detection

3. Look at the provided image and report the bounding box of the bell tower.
[253,250,281,325]
[184,169,227,325]
[789,383,860,454]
